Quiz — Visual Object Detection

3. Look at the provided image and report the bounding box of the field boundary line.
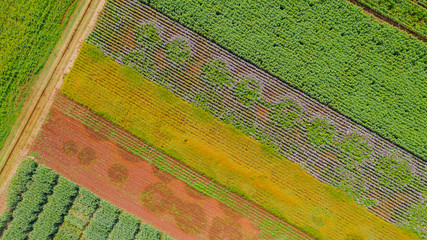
[347,0,426,41]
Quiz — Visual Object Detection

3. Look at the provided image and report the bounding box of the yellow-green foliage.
[62,43,419,240]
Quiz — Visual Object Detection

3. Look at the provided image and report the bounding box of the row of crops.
[61,42,420,239]
[133,0,427,162]
[357,0,426,38]
[86,0,427,235]
[0,0,79,150]
[52,92,313,240]
[0,158,172,240]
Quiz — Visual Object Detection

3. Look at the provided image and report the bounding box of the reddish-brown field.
[31,94,311,240]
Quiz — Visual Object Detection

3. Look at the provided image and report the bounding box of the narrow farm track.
[347,0,427,41]
[0,0,107,213]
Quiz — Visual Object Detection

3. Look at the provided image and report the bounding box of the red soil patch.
[185,184,209,200]
[117,145,144,163]
[108,163,129,183]
[77,146,97,165]
[151,165,174,183]
[209,217,243,240]
[84,124,109,142]
[31,97,268,240]
[63,140,78,156]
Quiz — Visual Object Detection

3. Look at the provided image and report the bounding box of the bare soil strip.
[0,0,107,213]
[30,93,313,240]
[348,0,426,41]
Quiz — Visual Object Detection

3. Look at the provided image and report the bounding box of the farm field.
[88,0,426,233]
[0,0,425,239]
[61,41,420,240]
[356,0,427,38]
[30,93,311,240]
[0,0,80,151]
[0,158,171,239]
[137,0,427,161]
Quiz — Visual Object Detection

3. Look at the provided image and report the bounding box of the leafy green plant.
[142,0,427,161]
[200,59,233,89]
[123,50,155,79]
[28,177,78,239]
[108,212,140,240]
[1,165,58,240]
[135,223,162,240]
[269,98,304,130]
[374,155,414,191]
[135,23,161,48]
[334,133,371,164]
[233,77,261,107]
[165,39,192,66]
[83,200,120,240]
[305,118,335,147]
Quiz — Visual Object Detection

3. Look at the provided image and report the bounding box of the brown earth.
[0,0,108,213]
[31,106,266,240]
[47,92,313,239]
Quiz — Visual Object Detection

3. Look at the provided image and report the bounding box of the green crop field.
[141,0,427,161]
[358,0,426,38]
[0,158,172,240]
[1,0,426,239]
[0,0,79,150]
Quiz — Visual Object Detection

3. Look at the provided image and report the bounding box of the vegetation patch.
[86,2,426,233]
[107,163,129,184]
[63,140,79,156]
[0,0,79,150]
[61,42,419,240]
[77,147,97,165]
[0,158,173,239]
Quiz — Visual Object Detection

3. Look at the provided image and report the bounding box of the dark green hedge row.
[82,200,120,240]
[54,187,100,240]
[108,212,140,240]
[1,165,58,240]
[134,223,162,240]
[0,158,37,235]
[140,0,427,160]
[28,177,78,239]
[358,0,426,38]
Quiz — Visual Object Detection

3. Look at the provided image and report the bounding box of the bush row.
[1,165,58,240]
[0,158,37,235]
[82,200,120,240]
[108,212,140,240]
[53,188,99,240]
[28,177,78,239]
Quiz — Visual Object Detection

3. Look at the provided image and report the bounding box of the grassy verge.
[61,42,420,240]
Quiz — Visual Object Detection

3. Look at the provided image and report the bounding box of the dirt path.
[348,0,426,41]
[0,0,107,213]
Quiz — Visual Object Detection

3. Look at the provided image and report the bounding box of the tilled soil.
[32,103,268,239]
